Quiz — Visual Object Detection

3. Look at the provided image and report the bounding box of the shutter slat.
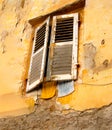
[56,30,73,34]
[56,27,73,31]
[56,24,73,28]
[55,36,73,40]
[36,30,45,40]
[52,62,72,66]
[57,17,73,23]
[56,32,73,36]
[52,58,72,62]
[37,24,46,34]
[52,70,71,75]
[57,21,73,24]
[52,65,71,69]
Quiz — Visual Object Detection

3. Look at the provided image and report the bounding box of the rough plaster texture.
[0,0,33,115]
[0,99,112,130]
[0,0,33,95]
[58,0,112,110]
[83,43,96,69]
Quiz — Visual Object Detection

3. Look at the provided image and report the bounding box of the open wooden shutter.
[26,17,50,92]
[47,13,78,81]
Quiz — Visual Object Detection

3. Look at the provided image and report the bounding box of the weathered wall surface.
[0,0,81,116]
[27,0,79,19]
[0,0,79,96]
[0,100,112,130]
[0,0,34,115]
[58,0,112,110]
[0,0,32,95]
[0,0,112,116]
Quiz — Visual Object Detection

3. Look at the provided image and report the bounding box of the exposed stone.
[0,100,112,130]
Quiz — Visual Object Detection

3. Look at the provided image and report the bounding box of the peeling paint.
[83,43,96,69]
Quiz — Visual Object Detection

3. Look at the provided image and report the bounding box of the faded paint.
[0,0,33,116]
[47,13,79,81]
[83,43,96,69]
[0,0,112,116]
[41,82,56,99]
[57,81,74,97]
[58,0,112,110]
[28,0,79,19]
[0,93,34,118]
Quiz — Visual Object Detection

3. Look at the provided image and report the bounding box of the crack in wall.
[0,31,8,54]
[1,0,8,11]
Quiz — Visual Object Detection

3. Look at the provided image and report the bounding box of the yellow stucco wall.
[28,0,78,19]
[58,0,112,110]
[0,0,112,115]
[0,1,31,95]
[0,0,79,95]
[0,0,33,116]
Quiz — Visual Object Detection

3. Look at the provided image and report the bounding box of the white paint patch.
[57,80,74,97]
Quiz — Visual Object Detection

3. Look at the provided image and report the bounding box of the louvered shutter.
[47,13,78,81]
[26,17,50,92]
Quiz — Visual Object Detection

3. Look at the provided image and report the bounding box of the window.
[46,13,79,81]
[26,17,50,92]
[26,13,79,92]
